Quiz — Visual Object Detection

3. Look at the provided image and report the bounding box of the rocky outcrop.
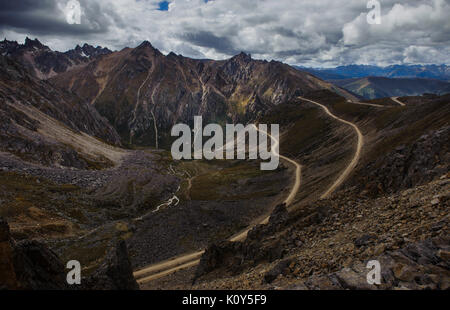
[83,241,139,290]
[264,259,293,284]
[194,202,333,283]
[0,217,18,290]
[0,217,68,290]
[12,240,69,290]
[191,174,449,290]
[194,204,289,280]
[193,241,242,283]
[292,236,450,290]
[0,218,139,290]
[357,127,449,197]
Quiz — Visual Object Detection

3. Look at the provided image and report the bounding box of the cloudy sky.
[0,0,449,67]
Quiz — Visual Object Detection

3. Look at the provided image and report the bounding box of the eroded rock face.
[0,55,122,168]
[264,259,292,284]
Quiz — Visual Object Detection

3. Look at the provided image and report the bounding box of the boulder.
[354,234,377,247]
[193,241,242,282]
[264,259,292,283]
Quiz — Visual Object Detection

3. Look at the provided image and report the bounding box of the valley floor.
[0,145,291,276]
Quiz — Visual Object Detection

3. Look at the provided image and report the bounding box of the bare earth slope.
[0,55,122,169]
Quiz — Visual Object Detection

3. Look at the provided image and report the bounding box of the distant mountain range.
[297,64,450,81]
[331,77,450,100]
[295,64,450,99]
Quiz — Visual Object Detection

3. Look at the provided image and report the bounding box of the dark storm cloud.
[0,0,55,11]
[180,31,240,55]
[0,0,112,36]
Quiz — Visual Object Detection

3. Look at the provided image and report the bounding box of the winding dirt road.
[347,97,406,108]
[134,124,302,284]
[391,96,406,106]
[346,99,384,108]
[135,95,368,285]
[299,97,363,199]
[228,124,302,242]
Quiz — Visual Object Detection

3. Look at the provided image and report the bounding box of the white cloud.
[403,45,450,64]
[1,0,449,66]
[341,0,450,64]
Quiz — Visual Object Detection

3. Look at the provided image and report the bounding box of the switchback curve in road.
[298,96,363,199]
[391,97,406,106]
[135,94,370,284]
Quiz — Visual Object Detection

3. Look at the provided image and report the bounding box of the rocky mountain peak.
[81,43,111,57]
[1,38,18,46]
[134,40,162,57]
[24,37,49,50]
[0,39,19,55]
[0,37,50,54]
[1,37,114,79]
[167,51,178,58]
[231,51,252,63]
[137,40,155,49]
[65,43,112,59]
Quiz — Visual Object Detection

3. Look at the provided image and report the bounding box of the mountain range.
[48,40,355,147]
[1,38,359,148]
[298,64,450,81]
[0,37,448,291]
[296,64,450,99]
[332,76,450,100]
[0,37,112,79]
